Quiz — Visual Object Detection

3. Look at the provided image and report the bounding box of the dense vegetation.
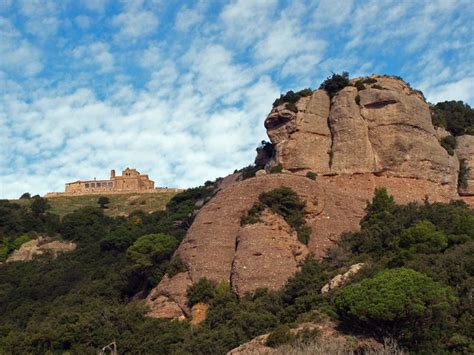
[0,187,472,353]
[431,100,474,136]
[241,187,312,245]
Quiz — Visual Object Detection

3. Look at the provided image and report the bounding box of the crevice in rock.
[229,231,241,297]
[363,99,398,109]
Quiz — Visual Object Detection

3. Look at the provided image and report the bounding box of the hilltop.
[12,191,178,218]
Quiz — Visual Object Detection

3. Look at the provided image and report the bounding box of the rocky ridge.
[147,75,472,320]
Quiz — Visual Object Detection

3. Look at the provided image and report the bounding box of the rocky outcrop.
[321,263,364,294]
[147,75,468,320]
[456,135,474,196]
[147,173,457,319]
[7,237,76,262]
[227,321,383,355]
[266,76,459,188]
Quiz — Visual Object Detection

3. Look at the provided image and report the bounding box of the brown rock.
[231,210,308,296]
[265,90,331,173]
[321,263,364,294]
[7,237,76,262]
[265,76,459,186]
[147,173,458,319]
[456,135,474,195]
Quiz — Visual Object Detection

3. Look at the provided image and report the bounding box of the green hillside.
[12,192,178,217]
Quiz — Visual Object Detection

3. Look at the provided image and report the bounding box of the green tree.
[127,233,177,270]
[97,196,110,209]
[399,220,448,254]
[30,197,50,217]
[334,268,456,347]
[19,192,31,199]
[187,278,216,307]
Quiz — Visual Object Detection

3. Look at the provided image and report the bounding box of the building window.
[85,183,89,188]
[96,182,101,187]
[91,183,95,188]
[108,182,113,187]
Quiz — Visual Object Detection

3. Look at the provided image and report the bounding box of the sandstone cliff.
[147,75,471,319]
[265,75,459,187]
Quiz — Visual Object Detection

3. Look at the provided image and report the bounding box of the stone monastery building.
[65,168,155,194]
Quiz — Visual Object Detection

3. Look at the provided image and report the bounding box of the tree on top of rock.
[319,72,349,97]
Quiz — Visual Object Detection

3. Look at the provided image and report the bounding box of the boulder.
[7,237,76,262]
[321,263,364,294]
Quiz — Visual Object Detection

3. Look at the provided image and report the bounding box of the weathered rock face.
[7,237,76,262]
[266,76,459,187]
[456,135,474,196]
[321,263,364,294]
[147,75,469,320]
[147,173,457,319]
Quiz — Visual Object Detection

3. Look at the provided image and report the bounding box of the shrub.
[306,172,317,180]
[266,325,294,348]
[273,88,313,107]
[431,101,474,136]
[354,80,365,91]
[30,197,50,217]
[399,221,448,254]
[98,196,110,209]
[297,225,312,245]
[363,77,377,84]
[334,268,456,345]
[440,135,457,155]
[458,159,470,190]
[319,72,349,97]
[127,233,177,270]
[270,164,283,174]
[372,84,384,90]
[187,278,216,307]
[167,256,187,277]
[355,94,361,105]
[19,193,31,199]
[241,202,265,225]
[12,234,31,250]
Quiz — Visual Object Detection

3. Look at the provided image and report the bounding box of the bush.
[431,101,474,136]
[241,202,265,225]
[399,221,448,254]
[354,80,365,91]
[440,135,457,155]
[334,268,456,345]
[127,233,177,270]
[306,172,317,180]
[372,84,384,90]
[354,94,360,105]
[98,196,110,209]
[167,256,187,277]
[270,164,283,174]
[319,72,349,97]
[363,77,377,84]
[187,278,216,307]
[273,89,313,107]
[19,193,31,200]
[458,159,470,191]
[266,325,294,348]
[30,197,50,217]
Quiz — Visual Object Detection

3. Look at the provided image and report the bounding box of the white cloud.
[75,15,91,29]
[0,17,43,75]
[82,0,109,13]
[424,77,474,104]
[71,42,115,73]
[175,2,205,32]
[112,3,159,40]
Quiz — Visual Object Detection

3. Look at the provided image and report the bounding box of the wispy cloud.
[0,0,472,198]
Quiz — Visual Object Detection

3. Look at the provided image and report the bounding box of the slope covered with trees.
[0,187,472,353]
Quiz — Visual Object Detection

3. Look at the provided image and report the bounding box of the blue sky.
[0,0,473,198]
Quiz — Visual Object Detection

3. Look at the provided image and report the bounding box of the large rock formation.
[265,75,459,187]
[147,75,470,319]
[456,135,474,196]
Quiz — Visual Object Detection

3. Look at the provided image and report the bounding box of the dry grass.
[12,192,177,217]
[275,338,405,355]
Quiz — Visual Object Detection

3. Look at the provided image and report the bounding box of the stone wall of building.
[63,168,155,195]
